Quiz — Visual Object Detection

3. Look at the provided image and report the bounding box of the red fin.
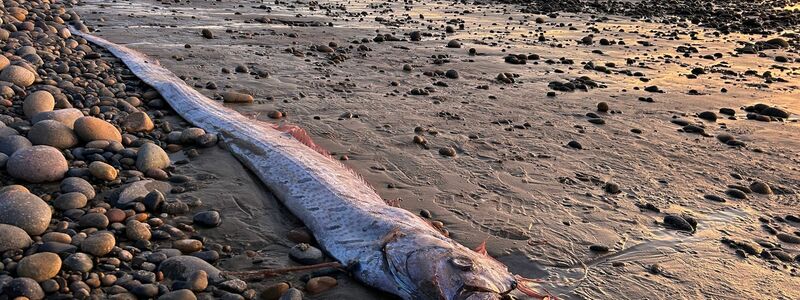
[474,240,488,256]
[271,123,391,206]
[515,275,558,300]
[386,198,402,207]
[275,124,330,156]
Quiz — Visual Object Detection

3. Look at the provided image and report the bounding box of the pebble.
[222,91,254,103]
[597,102,609,112]
[0,190,51,235]
[28,120,79,149]
[750,181,772,195]
[289,243,324,265]
[698,111,717,121]
[160,255,222,282]
[180,128,206,144]
[438,147,456,157]
[567,140,582,149]
[123,111,155,132]
[186,270,208,292]
[63,252,94,272]
[137,143,170,172]
[7,145,68,183]
[17,252,61,282]
[724,188,747,199]
[445,69,459,79]
[126,220,152,241]
[79,212,110,229]
[219,278,248,293]
[305,276,337,294]
[132,283,159,298]
[0,65,36,87]
[159,289,198,300]
[31,108,84,129]
[776,233,800,244]
[446,39,461,48]
[89,161,118,181]
[0,224,33,252]
[279,288,303,300]
[589,244,610,252]
[22,90,54,118]
[664,215,694,232]
[3,277,44,300]
[193,211,222,227]
[73,116,123,142]
[61,177,96,199]
[0,135,32,156]
[603,182,620,194]
[54,192,88,210]
[174,239,204,253]
[261,282,290,300]
[81,232,116,256]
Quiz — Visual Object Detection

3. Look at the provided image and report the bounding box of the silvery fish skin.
[71,28,519,300]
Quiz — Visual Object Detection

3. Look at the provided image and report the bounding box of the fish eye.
[450,256,474,271]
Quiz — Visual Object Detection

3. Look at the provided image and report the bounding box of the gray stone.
[73,116,122,142]
[60,177,96,199]
[159,256,222,283]
[279,288,303,300]
[3,277,44,300]
[27,120,78,149]
[0,191,51,235]
[53,192,88,210]
[0,135,31,156]
[288,243,324,265]
[158,289,197,300]
[80,232,115,256]
[31,108,84,129]
[23,91,55,119]
[136,143,170,172]
[116,180,171,206]
[16,252,61,282]
[193,211,221,227]
[0,224,32,251]
[63,253,93,272]
[7,145,68,183]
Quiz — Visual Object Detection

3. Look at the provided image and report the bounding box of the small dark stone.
[703,194,725,202]
[589,244,609,252]
[193,211,221,227]
[289,243,324,265]
[698,111,717,121]
[725,189,747,199]
[567,141,582,149]
[603,182,620,194]
[664,215,694,232]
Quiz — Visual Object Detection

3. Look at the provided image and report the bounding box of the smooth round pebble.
[7,145,67,183]
[17,252,61,282]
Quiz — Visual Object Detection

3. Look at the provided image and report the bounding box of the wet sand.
[76,0,800,299]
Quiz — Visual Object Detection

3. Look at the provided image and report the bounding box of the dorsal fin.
[474,240,488,256]
[274,124,330,156]
[272,123,396,207]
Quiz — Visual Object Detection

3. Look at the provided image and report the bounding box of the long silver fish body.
[71,28,520,300]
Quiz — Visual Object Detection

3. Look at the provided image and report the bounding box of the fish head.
[386,234,516,300]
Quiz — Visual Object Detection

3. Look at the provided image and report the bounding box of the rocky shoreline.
[0,1,337,300]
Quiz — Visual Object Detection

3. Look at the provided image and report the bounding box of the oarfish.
[70,27,549,300]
